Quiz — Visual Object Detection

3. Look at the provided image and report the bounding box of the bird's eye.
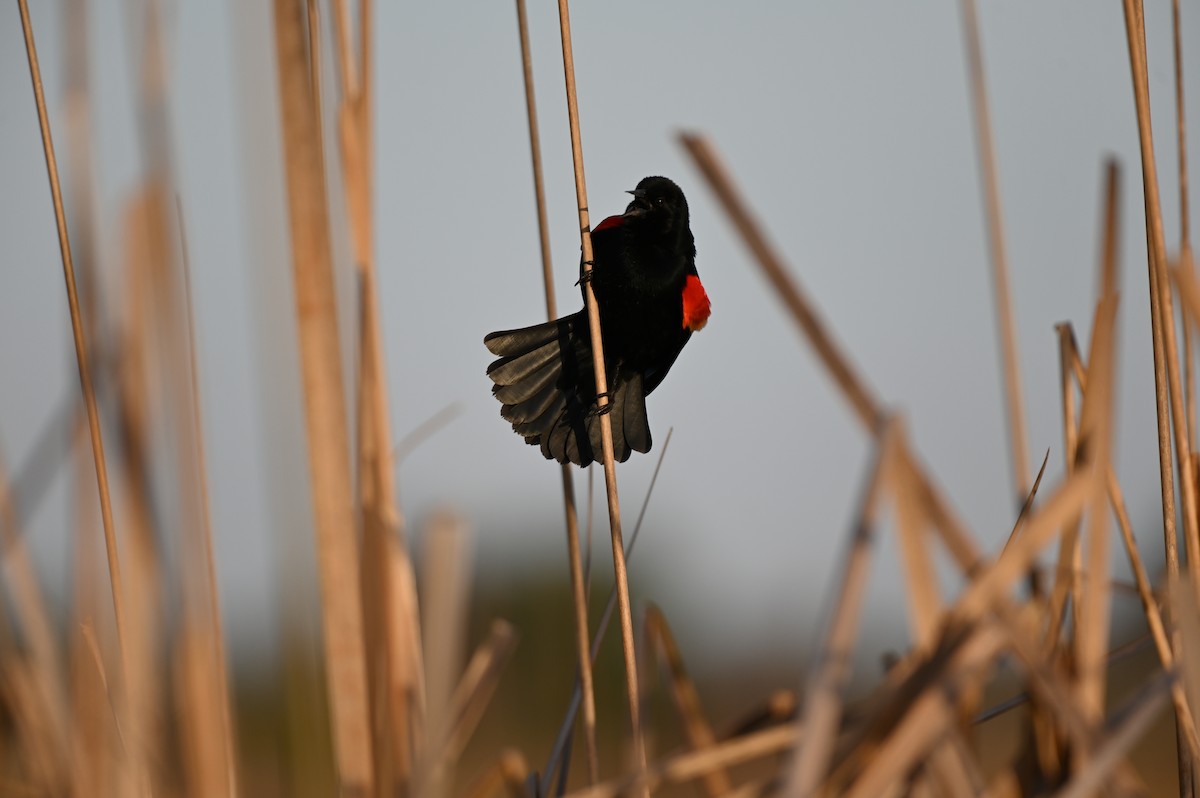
[655,196,664,205]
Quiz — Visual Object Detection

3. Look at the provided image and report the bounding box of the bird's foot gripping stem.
[588,391,613,417]
[575,263,595,286]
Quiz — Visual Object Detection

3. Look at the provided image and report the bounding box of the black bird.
[485,176,710,467]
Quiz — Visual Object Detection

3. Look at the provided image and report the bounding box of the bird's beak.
[624,188,650,217]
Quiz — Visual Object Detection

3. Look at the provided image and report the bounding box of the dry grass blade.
[515,0,599,780]
[1001,449,1049,555]
[959,0,1031,502]
[565,724,798,798]
[554,0,646,778]
[272,0,375,789]
[788,421,896,796]
[15,2,143,790]
[643,605,731,797]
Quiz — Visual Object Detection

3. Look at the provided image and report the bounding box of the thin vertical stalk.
[272,0,375,790]
[177,201,239,796]
[789,421,895,796]
[643,605,731,797]
[960,0,1031,502]
[1122,0,1200,591]
[554,0,646,778]
[1107,464,1200,760]
[1173,0,1194,453]
[515,0,599,783]
[16,0,134,755]
[329,0,413,790]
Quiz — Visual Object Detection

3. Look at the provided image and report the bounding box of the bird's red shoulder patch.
[593,215,624,234]
[682,274,711,332]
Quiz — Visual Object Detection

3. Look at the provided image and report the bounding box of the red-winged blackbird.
[485,176,710,467]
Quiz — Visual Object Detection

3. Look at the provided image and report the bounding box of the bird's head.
[622,176,690,234]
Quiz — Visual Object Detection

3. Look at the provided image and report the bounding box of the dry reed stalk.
[1041,323,1083,705]
[435,619,517,768]
[416,510,471,798]
[555,0,646,779]
[891,423,942,651]
[272,0,375,789]
[1175,580,1200,758]
[832,481,1115,792]
[565,724,798,798]
[903,484,1110,768]
[16,0,134,741]
[642,605,731,797]
[1122,0,1200,592]
[1046,164,1121,706]
[388,534,426,778]
[120,194,174,798]
[1071,161,1121,737]
[514,0,599,781]
[174,623,228,797]
[1051,672,1173,798]
[959,0,1031,502]
[840,625,1006,798]
[125,0,238,787]
[1131,11,1200,784]
[1063,321,1200,759]
[542,430,674,786]
[788,422,896,796]
[1073,296,1118,732]
[1173,0,1195,452]
[70,418,114,795]
[0,451,67,773]
[176,198,240,798]
[356,283,401,796]
[325,0,419,789]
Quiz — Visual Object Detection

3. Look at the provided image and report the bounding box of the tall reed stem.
[515,0,599,783]
[554,0,647,780]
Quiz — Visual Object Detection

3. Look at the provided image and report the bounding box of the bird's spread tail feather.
[485,316,651,467]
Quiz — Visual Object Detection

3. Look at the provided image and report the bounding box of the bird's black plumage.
[485,176,710,467]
